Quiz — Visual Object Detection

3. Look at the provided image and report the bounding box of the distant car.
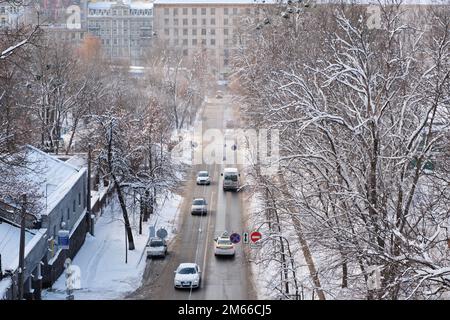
[191,198,207,215]
[174,263,201,289]
[216,90,223,98]
[196,171,211,185]
[146,237,167,258]
[214,232,235,256]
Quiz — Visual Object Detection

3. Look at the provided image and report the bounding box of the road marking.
[201,186,215,288]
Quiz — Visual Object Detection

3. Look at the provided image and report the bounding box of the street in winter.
[0,0,449,306]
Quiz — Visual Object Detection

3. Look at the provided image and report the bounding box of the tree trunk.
[112,174,135,250]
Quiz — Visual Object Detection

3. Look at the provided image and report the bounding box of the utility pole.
[18,194,26,300]
[86,143,93,235]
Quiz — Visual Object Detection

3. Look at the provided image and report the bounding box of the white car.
[191,198,207,215]
[214,233,236,256]
[146,237,167,258]
[196,171,211,185]
[174,263,201,289]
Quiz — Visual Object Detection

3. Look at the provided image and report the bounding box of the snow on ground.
[0,278,12,299]
[42,191,182,300]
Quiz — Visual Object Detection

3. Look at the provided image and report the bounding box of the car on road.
[174,263,201,289]
[221,167,240,191]
[191,198,207,215]
[146,237,167,258]
[196,171,211,185]
[214,232,235,257]
[216,90,223,98]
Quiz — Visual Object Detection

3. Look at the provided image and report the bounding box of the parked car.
[191,198,207,215]
[196,171,211,185]
[174,263,201,289]
[146,237,167,258]
[214,232,235,257]
[216,90,223,98]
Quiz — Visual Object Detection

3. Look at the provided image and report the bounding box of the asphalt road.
[128,93,254,300]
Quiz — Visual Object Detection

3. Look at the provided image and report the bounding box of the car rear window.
[218,239,232,245]
[150,240,164,247]
[199,172,208,177]
[193,199,205,205]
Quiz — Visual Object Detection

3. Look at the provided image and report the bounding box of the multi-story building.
[87,0,154,65]
[152,0,274,78]
[0,3,27,28]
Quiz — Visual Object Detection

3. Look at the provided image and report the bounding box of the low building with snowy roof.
[0,145,88,300]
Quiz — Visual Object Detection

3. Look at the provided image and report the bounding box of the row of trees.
[1,12,211,248]
[232,1,450,299]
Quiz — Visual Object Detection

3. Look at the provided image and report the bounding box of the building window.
[233,8,238,15]
[224,28,229,36]
[182,8,188,15]
[192,29,197,35]
[210,8,215,15]
[183,49,188,56]
[164,28,169,36]
[183,18,188,26]
[224,18,228,25]
[192,18,197,25]
[201,28,206,35]
[210,29,215,35]
[211,18,215,25]
[164,18,169,25]
[183,28,188,36]
[201,39,206,45]
[211,39,215,46]
[174,18,178,25]
[224,8,229,15]
[202,18,206,25]
[73,200,76,213]
[201,8,206,15]
[192,8,197,15]
[174,39,179,45]
[164,8,170,15]
[224,38,229,46]
[78,193,81,205]
[173,8,178,15]
[67,208,70,221]
[192,39,197,45]
[174,28,178,36]
[183,39,188,45]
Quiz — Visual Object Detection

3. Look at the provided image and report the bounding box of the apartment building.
[153,0,274,78]
[87,0,154,65]
[0,3,27,28]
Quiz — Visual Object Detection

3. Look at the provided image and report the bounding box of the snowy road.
[128,92,255,300]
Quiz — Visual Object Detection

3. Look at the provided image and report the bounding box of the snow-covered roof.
[315,0,449,4]
[0,222,34,272]
[0,277,12,299]
[21,145,86,215]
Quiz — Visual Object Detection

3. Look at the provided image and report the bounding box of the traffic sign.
[229,233,241,244]
[242,232,249,244]
[156,228,168,239]
[250,231,262,243]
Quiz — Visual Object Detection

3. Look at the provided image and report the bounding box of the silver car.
[191,198,207,215]
[146,237,167,258]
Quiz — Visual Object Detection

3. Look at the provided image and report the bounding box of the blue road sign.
[58,230,70,250]
[229,233,241,244]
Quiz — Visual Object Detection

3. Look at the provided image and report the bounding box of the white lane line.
[201,186,215,288]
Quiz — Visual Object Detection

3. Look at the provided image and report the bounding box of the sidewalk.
[42,192,182,300]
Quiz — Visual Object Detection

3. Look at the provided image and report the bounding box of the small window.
[174,39,179,45]
[183,49,188,56]
[183,39,188,45]
[67,208,70,221]
[224,8,229,15]
[164,18,169,25]
[174,18,178,25]
[224,18,228,26]
[210,8,215,15]
[183,28,188,36]
[192,39,197,45]
[211,18,215,25]
[192,8,197,15]
[173,8,178,15]
[73,200,76,212]
[164,28,169,36]
[233,8,238,15]
[192,29,197,35]
[183,18,188,26]
[78,193,81,205]
[201,8,206,15]
[164,8,169,15]
[210,29,215,35]
[182,8,188,15]
[201,28,206,35]
[192,18,197,25]
[224,28,229,36]
[211,39,215,46]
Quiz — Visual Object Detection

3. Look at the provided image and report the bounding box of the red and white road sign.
[250,231,262,243]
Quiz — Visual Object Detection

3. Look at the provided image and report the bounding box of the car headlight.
[175,280,181,285]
